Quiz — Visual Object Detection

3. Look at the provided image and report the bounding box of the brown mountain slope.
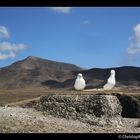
[0,56,140,89]
[0,56,83,88]
[46,66,140,89]
[81,66,140,88]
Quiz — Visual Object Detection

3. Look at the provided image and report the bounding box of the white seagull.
[103,69,116,90]
[74,73,86,90]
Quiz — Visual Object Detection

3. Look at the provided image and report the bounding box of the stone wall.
[34,94,122,127]
[114,94,140,118]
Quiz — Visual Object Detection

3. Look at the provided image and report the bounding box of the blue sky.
[0,7,140,69]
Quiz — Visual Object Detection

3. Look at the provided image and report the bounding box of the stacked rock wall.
[35,94,122,126]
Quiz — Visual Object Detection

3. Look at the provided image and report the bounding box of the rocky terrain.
[0,92,139,133]
[0,107,139,133]
[34,94,122,126]
[0,103,139,133]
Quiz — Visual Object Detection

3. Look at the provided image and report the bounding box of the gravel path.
[0,107,139,133]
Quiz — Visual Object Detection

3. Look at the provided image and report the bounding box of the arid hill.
[0,56,140,89]
[0,56,82,88]
[81,66,140,88]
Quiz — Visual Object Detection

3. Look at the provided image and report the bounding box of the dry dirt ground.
[0,106,139,133]
[0,87,140,133]
[0,86,140,105]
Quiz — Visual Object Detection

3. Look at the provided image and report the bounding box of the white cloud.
[50,7,72,13]
[0,41,26,60]
[126,46,140,55]
[0,26,27,60]
[126,24,140,55]
[0,26,10,39]
[83,20,90,25]
[0,42,26,51]
[0,52,16,60]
